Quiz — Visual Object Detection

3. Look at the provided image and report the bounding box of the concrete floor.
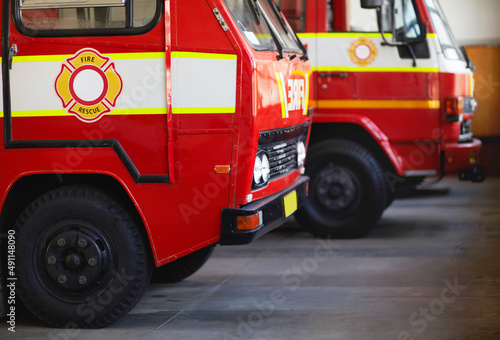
[2,176,500,340]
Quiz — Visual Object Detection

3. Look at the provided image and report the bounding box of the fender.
[312,112,404,175]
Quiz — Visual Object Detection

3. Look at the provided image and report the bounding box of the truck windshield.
[424,0,465,61]
[224,0,302,53]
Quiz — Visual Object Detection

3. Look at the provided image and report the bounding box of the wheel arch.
[309,120,404,176]
[0,173,154,261]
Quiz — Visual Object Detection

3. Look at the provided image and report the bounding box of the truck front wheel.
[15,185,152,328]
[295,139,387,238]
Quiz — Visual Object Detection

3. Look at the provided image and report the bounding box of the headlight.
[261,153,270,182]
[297,140,306,168]
[253,155,263,185]
[253,153,270,186]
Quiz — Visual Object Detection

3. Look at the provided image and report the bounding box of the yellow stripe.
[296,32,441,39]
[106,52,165,60]
[13,52,166,63]
[171,51,237,60]
[14,55,68,63]
[275,72,288,118]
[469,74,474,97]
[11,108,167,117]
[313,66,439,73]
[317,100,440,110]
[172,107,235,114]
[298,32,394,39]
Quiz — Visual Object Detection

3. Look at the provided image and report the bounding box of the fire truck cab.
[277,0,484,238]
[0,0,311,327]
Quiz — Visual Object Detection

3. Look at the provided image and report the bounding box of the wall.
[466,46,500,137]
[439,0,500,45]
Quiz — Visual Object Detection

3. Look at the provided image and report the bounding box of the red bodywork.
[0,0,311,265]
[281,0,482,178]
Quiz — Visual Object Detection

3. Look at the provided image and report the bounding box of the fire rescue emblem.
[348,37,378,67]
[55,48,123,123]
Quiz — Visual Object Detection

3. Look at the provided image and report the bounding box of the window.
[347,0,380,32]
[224,0,302,53]
[394,0,423,39]
[258,0,302,52]
[15,0,160,35]
[329,0,391,33]
[224,0,276,50]
[424,0,464,60]
[274,0,305,32]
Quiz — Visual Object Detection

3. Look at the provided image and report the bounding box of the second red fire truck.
[0,0,311,327]
[278,0,485,238]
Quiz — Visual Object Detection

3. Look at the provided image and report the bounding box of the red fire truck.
[277,0,485,238]
[0,0,311,328]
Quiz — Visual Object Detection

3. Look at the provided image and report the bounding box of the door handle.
[8,44,18,70]
[319,72,348,78]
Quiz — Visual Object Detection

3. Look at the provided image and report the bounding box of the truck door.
[320,0,442,174]
[3,0,170,183]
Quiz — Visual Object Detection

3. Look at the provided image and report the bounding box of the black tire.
[295,139,387,238]
[151,245,214,284]
[15,185,152,328]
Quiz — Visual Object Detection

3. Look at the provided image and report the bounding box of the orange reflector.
[306,182,309,195]
[445,97,464,115]
[237,212,263,231]
[214,165,231,174]
[447,154,454,165]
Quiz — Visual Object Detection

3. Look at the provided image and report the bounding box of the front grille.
[461,120,472,135]
[254,123,310,188]
[266,140,298,179]
[459,120,473,143]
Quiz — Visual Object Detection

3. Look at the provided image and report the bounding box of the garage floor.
[2,176,500,340]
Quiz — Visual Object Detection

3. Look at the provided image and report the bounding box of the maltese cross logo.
[55,48,123,123]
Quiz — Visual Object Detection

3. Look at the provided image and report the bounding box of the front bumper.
[442,138,482,173]
[220,176,308,245]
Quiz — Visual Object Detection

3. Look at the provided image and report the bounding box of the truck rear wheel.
[295,139,387,238]
[151,245,214,283]
[15,185,152,328]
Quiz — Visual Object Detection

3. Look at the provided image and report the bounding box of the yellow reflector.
[470,150,477,164]
[237,212,262,231]
[283,191,298,218]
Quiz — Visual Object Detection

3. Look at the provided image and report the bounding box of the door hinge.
[213,8,229,31]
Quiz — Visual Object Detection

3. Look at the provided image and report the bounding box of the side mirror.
[360,0,383,9]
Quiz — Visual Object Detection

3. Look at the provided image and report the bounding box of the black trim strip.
[1,1,169,184]
[2,0,12,148]
[258,121,311,145]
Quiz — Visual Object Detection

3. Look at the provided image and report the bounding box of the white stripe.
[10,57,167,112]
[300,36,440,70]
[171,55,236,111]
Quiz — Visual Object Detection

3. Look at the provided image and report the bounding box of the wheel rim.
[313,164,360,213]
[36,219,115,302]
